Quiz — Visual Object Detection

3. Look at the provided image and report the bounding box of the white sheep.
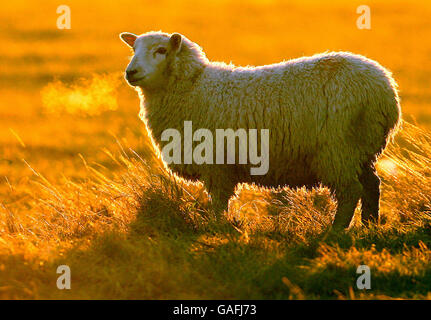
[119,31,401,230]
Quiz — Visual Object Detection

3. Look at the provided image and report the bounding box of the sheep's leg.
[359,164,381,225]
[205,178,236,220]
[211,189,233,220]
[332,180,362,230]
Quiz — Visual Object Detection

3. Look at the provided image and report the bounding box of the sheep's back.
[188,52,400,184]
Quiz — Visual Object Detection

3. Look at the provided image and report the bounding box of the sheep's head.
[120,31,208,91]
[120,31,183,89]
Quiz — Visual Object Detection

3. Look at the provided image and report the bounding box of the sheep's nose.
[126,69,138,80]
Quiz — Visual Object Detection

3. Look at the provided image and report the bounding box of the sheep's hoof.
[212,209,227,222]
[320,224,349,241]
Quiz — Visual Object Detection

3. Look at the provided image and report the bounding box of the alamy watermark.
[56,265,71,290]
[56,5,71,29]
[161,121,270,175]
[356,5,371,30]
[356,265,371,290]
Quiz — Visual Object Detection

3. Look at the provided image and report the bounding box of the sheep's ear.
[169,33,182,53]
[120,32,137,48]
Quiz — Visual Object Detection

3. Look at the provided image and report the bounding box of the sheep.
[119,31,401,230]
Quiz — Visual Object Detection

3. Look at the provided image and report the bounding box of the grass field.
[1,0,431,299]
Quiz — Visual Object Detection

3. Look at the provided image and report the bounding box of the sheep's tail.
[373,71,402,160]
[385,73,402,142]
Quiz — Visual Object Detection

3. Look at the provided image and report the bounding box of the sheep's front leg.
[211,190,233,220]
[204,177,236,220]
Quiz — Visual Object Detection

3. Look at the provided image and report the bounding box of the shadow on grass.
[27,188,429,299]
[2,130,431,299]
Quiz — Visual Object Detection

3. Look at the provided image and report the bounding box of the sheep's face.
[120,32,182,88]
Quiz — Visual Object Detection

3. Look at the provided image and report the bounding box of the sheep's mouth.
[127,77,145,85]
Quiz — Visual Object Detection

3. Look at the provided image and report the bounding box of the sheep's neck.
[139,82,194,145]
[139,58,207,142]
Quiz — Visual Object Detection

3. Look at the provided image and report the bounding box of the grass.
[1,0,431,299]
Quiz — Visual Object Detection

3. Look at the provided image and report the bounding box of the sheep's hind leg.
[359,164,381,225]
[332,180,363,230]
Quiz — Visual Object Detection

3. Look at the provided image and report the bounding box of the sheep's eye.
[155,47,167,54]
